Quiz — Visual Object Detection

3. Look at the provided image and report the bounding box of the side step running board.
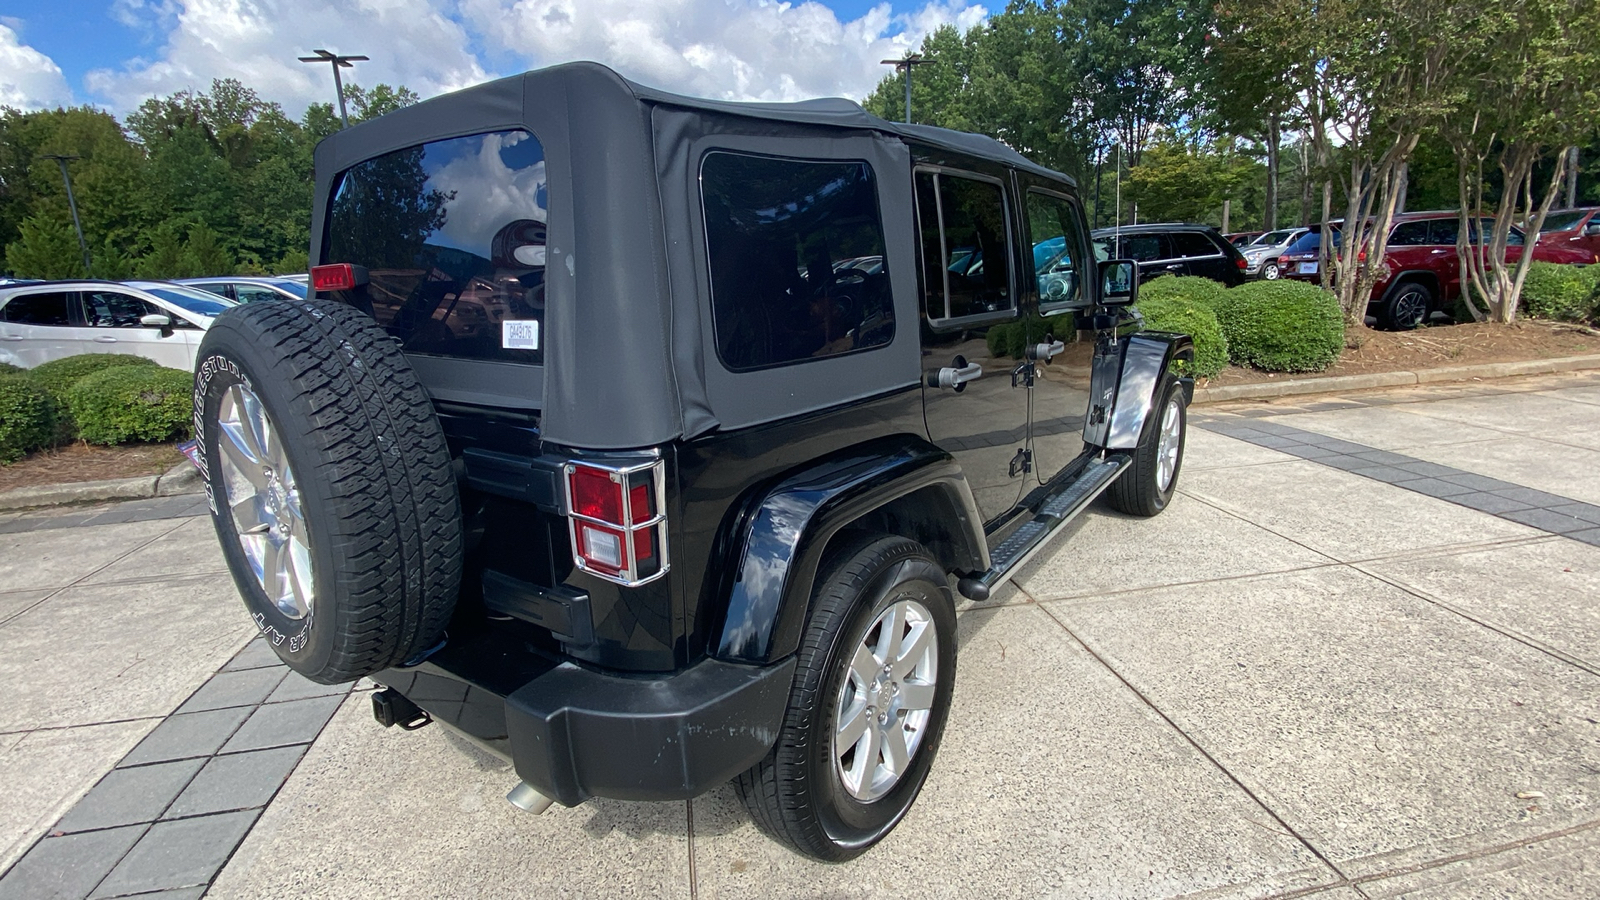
[957,454,1131,602]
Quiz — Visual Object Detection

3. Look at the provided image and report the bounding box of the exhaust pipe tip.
[507,781,556,815]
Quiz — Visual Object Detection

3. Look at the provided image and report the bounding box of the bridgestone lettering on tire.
[195,299,462,684]
[735,534,957,862]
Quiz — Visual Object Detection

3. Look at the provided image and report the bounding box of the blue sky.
[1,0,999,115]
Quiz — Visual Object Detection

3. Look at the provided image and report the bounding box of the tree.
[1126,140,1262,225]
[4,213,85,278]
[1440,0,1600,323]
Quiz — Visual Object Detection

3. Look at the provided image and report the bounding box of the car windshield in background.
[1256,229,1297,245]
[134,286,234,317]
[1539,211,1589,232]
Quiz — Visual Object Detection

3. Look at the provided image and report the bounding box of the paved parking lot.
[2,371,1599,899]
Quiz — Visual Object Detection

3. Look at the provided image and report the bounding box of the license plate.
[1298,262,1318,275]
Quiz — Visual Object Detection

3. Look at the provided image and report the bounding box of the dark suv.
[1090,223,1248,286]
[191,62,1193,861]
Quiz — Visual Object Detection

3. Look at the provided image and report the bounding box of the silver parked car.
[179,276,307,303]
[0,279,233,370]
[1239,227,1309,280]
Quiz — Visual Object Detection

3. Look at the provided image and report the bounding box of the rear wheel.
[196,298,462,683]
[1107,376,1186,517]
[1380,282,1431,330]
[735,535,957,861]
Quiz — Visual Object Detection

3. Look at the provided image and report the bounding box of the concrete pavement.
[2,371,1599,898]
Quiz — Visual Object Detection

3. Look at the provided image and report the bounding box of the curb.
[0,460,201,512]
[1192,353,1600,405]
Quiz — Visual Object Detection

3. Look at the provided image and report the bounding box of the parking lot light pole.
[40,154,92,276]
[880,53,933,124]
[299,49,369,127]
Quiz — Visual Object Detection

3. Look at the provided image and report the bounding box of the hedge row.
[0,354,194,464]
[1521,262,1600,323]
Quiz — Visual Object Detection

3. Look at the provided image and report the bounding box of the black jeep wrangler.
[193,62,1192,861]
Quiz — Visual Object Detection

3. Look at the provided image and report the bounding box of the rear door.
[0,290,78,366]
[1120,233,1181,281]
[915,166,1032,523]
[1170,231,1230,283]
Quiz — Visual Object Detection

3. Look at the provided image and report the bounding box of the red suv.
[1282,212,1596,328]
[1535,208,1600,260]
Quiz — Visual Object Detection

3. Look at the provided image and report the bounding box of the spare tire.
[194,298,462,683]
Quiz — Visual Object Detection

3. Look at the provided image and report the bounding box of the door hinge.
[1009,448,1032,478]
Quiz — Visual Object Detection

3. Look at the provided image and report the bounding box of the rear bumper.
[379,647,795,807]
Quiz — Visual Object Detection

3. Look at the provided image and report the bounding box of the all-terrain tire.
[194,298,462,683]
[1107,375,1186,517]
[735,534,957,862]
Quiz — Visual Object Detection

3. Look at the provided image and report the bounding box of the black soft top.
[312,62,1076,449]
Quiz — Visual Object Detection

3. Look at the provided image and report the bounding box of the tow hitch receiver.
[372,688,432,730]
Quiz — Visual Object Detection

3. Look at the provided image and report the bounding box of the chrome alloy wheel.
[216,383,314,620]
[833,598,938,802]
[1395,290,1428,328]
[1155,396,1182,492]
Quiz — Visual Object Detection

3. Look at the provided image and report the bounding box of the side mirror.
[140,313,173,328]
[1099,259,1139,306]
[1586,221,1600,237]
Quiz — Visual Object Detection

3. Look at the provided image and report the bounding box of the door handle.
[1164,263,1183,271]
[1430,249,1449,255]
[929,356,982,392]
[94,336,118,343]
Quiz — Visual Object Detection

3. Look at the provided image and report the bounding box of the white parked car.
[178,276,306,303]
[1240,227,1310,280]
[0,280,233,371]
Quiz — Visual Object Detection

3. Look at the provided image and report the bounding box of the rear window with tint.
[701,152,894,371]
[325,129,547,365]
[2,292,72,325]
[1170,231,1221,258]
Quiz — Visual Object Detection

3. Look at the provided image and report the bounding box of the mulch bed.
[0,443,185,493]
[1203,320,1600,387]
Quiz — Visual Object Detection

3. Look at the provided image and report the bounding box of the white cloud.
[459,0,986,102]
[0,22,73,110]
[86,0,493,114]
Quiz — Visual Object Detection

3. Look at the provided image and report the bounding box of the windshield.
[130,284,234,317]
[1539,210,1588,233]
[1256,229,1296,246]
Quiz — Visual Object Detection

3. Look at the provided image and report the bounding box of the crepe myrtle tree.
[1213,0,1455,325]
[1440,0,1600,323]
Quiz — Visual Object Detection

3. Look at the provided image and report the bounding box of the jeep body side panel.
[1098,331,1196,450]
[709,435,986,665]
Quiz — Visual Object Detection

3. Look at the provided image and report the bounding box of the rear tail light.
[1236,257,1248,270]
[310,263,368,292]
[564,458,669,586]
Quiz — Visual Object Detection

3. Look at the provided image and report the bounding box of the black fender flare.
[711,435,986,665]
[1096,331,1195,451]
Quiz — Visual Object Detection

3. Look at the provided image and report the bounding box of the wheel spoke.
[882,723,911,773]
[217,425,268,490]
[898,680,936,712]
[893,620,934,678]
[877,602,906,663]
[258,537,285,603]
[836,700,870,752]
[850,643,880,686]
[230,494,268,534]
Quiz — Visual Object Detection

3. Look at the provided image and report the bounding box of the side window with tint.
[2,292,73,326]
[325,129,547,364]
[1429,218,1461,246]
[85,292,158,327]
[1026,191,1088,310]
[701,152,894,372]
[1122,234,1168,262]
[1170,231,1219,258]
[1388,221,1431,246]
[915,171,1013,322]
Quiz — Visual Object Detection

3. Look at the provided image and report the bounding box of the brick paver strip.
[0,639,353,899]
[1198,419,1600,545]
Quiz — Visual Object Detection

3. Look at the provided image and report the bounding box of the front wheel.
[1107,376,1186,517]
[735,535,957,861]
[1262,261,1281,280]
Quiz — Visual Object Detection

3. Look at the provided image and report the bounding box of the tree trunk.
[1264,113,1281,231]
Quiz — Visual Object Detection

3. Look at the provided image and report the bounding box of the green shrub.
[1135,296,1229,378]
[1220,280,1344,372]
[1520,262,1600,322]
[1138,275,1232,316]
[66,365,194,446]
[0,375,59,463]
[26,354,159,440]
[0,362,23,376]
